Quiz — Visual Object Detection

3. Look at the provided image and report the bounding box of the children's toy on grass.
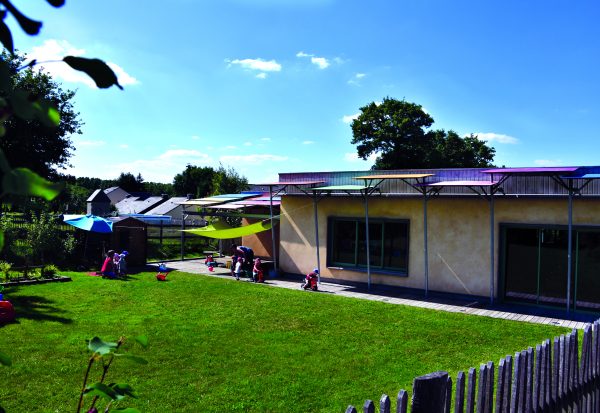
[156,263,168,281]
[301,268,319,291]
[204,254,215,272]
[0,286,15,324]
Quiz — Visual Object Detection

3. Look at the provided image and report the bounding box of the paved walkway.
[149,259,594,330]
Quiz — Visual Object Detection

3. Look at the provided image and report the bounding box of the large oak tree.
[351,97,495,169]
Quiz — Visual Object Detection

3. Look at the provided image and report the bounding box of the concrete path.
[149,259,593,330]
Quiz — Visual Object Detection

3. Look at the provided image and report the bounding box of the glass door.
[574,231,600,311]
[538,229,569,306]
[504,227,539,303]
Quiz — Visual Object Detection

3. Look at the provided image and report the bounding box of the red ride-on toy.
[301,269,319,291]
[156,263,169,281]
[0,289,15,324]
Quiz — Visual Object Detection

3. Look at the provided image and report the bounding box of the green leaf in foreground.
[113,353,148,365]
[84,382,118,401]
[2,168,64,200]
[63,56,123,90]
[0,351,11,366]
[111,383,137,400]
[112,408,141,413]
[87,337,118,356]
[0,20,14,54]
[134,335,148,348]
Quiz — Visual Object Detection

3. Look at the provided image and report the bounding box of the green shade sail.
[183,220,276,239]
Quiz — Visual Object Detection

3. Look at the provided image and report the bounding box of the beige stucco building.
[275,167,600,312]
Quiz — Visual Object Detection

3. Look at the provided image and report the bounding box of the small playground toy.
[156,263,168,281]
[205,254,215,272]
[0,287,15,324]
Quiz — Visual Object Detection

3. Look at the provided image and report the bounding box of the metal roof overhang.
[426,180,499,187]
[256,180,325,186]
[201,203,246,210]
[482,167,580,175]
[179,199,223,206]
[354,173,434,180]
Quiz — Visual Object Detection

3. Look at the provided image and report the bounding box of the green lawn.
[0,271,568,412]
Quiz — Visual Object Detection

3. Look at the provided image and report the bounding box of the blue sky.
[10,0,600,184]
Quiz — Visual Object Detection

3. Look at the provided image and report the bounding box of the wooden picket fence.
[345,319,600,413]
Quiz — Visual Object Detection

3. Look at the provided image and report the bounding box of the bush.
[0,261,11,282]
[42,264,59,278]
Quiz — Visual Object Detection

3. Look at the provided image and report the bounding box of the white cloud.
[26,39,138,88]
[244,142,253,146]
[471,132,519,144]
[348,72,366,86]
[302,140,315,145]
[534,159,563,166]
[342,112,360,124]
[296,51,330,69]
[102,149,213,183]
[228,58,282,72]
[220,154,288,165]
[158,149,210,161]
[77,139,106,146]
[311,57,329,69]
[106,62,138,86]
[191,135,201,140]
[260,137,271,141]
[256,72,267,79]
[225,145,237,150]
[119,144,129,149]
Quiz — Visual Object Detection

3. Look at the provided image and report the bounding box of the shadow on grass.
[3,294,72,325]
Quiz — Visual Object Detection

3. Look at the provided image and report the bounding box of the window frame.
[327,216,410,276]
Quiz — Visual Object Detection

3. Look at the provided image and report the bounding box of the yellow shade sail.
[183,220,275,239]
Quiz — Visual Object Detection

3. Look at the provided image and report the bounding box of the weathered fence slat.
[345,406,357,413]
[496,358,506,413]
[455,370,465,413]
[504,355,513,413]
[363,399,374,413]
[543,340,551,411]
[411,371,449,413]
[525,347,533,413]
[510,351,522,413]
[466,367,477,413]
[534,344,542,412]
[380,394,390,413]
[477,364,488,413]
[445,377,453,413]
[397,389,407,413]
[591,321,600,412]
[485,361,494,413]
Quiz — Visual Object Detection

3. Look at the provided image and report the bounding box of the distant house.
[115,194,168,215]
[144,197,203,225]
[103,187,130,205]
[86,189,111,216]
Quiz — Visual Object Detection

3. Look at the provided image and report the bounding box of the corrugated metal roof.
[279,167,600,197]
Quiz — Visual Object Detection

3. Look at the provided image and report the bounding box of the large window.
[502,225,600,311]
[328,218,409,275]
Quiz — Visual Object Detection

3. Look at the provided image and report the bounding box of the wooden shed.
[109,217,147,266]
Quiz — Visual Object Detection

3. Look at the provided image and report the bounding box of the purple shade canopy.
[256,180,325,186]
[238,200,281,206]
[561,174,600,179]
[482,167,580,174]
[425,180,499,187]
